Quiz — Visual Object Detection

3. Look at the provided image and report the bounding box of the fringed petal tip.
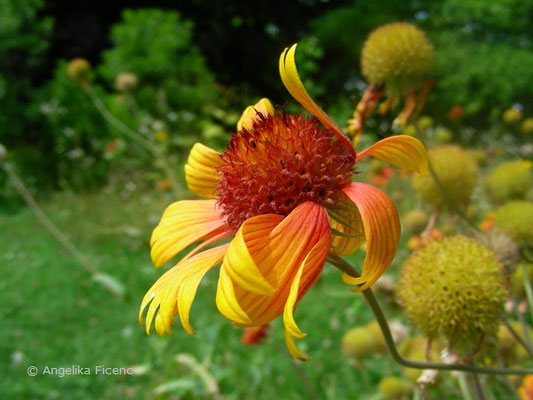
[279,44,355,159]
[237,98,275,132]
[140,244,228,336]
[357,135,429,175]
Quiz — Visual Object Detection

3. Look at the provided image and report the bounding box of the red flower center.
[217,113,355,231]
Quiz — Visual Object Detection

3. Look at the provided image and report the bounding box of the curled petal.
[279,44,355,158]
[283,232,331,361]
[328,194,364,256]
[357,135,428,175]
[216,266,252,325]
[223,215,282,295]
[342,183,400,291]
[139,244,228,335]
[150,200,227,267]
[237,98,275,132]
[185,143,224,199]
[216,202,331,327]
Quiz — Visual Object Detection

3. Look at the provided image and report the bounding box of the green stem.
[457,373,474,400]
[471,373,486,400]
[521,262,533,322]
[328,255,533,375]
[1,162,123,297]
[503,319,533,358]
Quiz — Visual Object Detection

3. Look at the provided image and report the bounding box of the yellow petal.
[357,135,428,175]
[150,200,227,267]
[237,98,275,132]
[328,194,365,256]
[341,183,400,291]
[216,266,252,325]
[279,44,355,158]
[223,215,282,295]
[139,244,228,335]
[283,232,330,361]
[185,143,224,198]
[216,202,331,327]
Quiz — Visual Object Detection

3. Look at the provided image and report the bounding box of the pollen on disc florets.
[217,112,355,231]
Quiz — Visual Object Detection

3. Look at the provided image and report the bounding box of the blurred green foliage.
[99,9,217,118]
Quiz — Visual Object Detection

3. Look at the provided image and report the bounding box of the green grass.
[0,183,502,399]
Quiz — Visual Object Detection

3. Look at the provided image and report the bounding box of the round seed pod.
[403,209,429,235]
[521,118,533,134]
[434,128,453,143]
[484,160,532,203]
[417,116,434,131]
[493,201,533,245]
[67,58,91,86]
[341,327,377,359]
[115,72,139,93]
[502,108,522,125]
[378,376,413,399]
[396,236,508,355]
[478,230,521,273]
[412,145,478,209]
[361,22,433,95]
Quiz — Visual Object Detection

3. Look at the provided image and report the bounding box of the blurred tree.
[0,0,56,194]
[98,8,217,115]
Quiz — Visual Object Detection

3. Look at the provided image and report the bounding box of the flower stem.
[457,373,474,400]
[521,262,533,322]
[1,161,124,297]
[327,255,533,375]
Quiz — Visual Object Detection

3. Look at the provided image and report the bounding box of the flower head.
[397,236,508,356]
[139,44,428,360]
[348,23,434,141]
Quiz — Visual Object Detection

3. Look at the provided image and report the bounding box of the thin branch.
[1,162,124,297]
[327,254,533,375]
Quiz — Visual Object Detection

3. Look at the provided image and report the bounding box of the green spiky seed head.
[511,263,533,298]
[502,108,522,125]
[67,58,91,86]
[403,209,428,235]
[417,116,434,130]
[434,128,453,143]
[403,124,418,137]
[484,160,532,203]
[521,118,533,134]
[412,145,478,209]
[478,230,520,272]
[396,236,508,355]
[493,201,533,245]
[341,327,377,359]
[378,376,413,399]
[361,22,433,93]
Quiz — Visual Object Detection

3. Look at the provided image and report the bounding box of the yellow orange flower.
[519,375,533,400]
[139,44,428,360]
